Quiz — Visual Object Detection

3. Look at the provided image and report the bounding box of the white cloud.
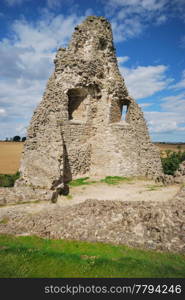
[144,92,185,137]
[146,111,185,133]
[160,93,185,115]
[161,92,185,102]
[118,61,171,99]
[104,0,169,41]
[0,4,184,142]
[0,11,84,82]
[15,123,27,136]
[155,15,167,25]
[171,70,185,90]
[0,77,46,139]
[104,0,185,41]
[0,9,101,139]
[139,102,153,108]
[46,0,74,9]
[111,16,144,41]
[117,56,129,63]
[171,0,185,19]
[0,121,26,139]
[0,12,86,139]
[118,58,185,139]
[12,13,82,52]
[0,108,6,116]
[106,0,167,11]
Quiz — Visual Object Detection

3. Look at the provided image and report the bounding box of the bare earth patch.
[57,179,180,207]
[0,179,180,214]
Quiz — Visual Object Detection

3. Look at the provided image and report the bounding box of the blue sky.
[0,0,185,142]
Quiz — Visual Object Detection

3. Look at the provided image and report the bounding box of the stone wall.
[0,187,184,253]
[16,16,162,195]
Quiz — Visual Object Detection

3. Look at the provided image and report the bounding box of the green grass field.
[0,235,184,278]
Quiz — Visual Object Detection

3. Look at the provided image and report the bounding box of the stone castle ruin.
[1,17,185,254]
[16,16,162,199]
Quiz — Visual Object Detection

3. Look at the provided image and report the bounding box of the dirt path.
[58,179,179,205]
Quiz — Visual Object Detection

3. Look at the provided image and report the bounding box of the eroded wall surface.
[18,16,163,190]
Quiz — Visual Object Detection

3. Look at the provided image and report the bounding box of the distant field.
[155,143,185,152]
[0,142,23,174]
[0,142,185,174]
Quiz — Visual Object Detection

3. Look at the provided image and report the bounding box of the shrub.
[0,172,20,187]
[161,151,185,175]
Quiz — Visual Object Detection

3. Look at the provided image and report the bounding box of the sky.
[0,0,185,142]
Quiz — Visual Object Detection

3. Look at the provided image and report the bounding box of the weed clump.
[0,172,20,187]
[100,176,130,185]
[69,177,93,187]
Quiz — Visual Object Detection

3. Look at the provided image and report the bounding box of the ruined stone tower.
[18,16,163,192]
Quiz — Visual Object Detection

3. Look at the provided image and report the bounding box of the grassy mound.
[0,235,184,278]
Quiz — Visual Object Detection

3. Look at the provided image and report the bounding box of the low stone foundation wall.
[0,186,52,205]
[0,187,184,253]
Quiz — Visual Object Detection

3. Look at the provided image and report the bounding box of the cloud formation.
[145,91,185,138]
[0,1,184,141]
[118,58,185,139]
[171,70,185,90]
[118,58,171,99]
[0,12,84,138]
[104,0,185,41]
[0,108,6,116]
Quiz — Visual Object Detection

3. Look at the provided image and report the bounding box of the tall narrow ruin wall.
[18,16,163,190]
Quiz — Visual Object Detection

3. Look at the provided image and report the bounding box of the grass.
[146,184,163,191]
[0,217,9,224]
[68,176,131,187]
[0,234,184,278]
[0,171,20,187]
[69,177,96,187]
[100,176,131,185]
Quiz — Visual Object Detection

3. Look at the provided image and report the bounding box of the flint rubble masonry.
[1,16,163,204]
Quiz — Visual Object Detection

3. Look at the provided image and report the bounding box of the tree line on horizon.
[2,136,26,142]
